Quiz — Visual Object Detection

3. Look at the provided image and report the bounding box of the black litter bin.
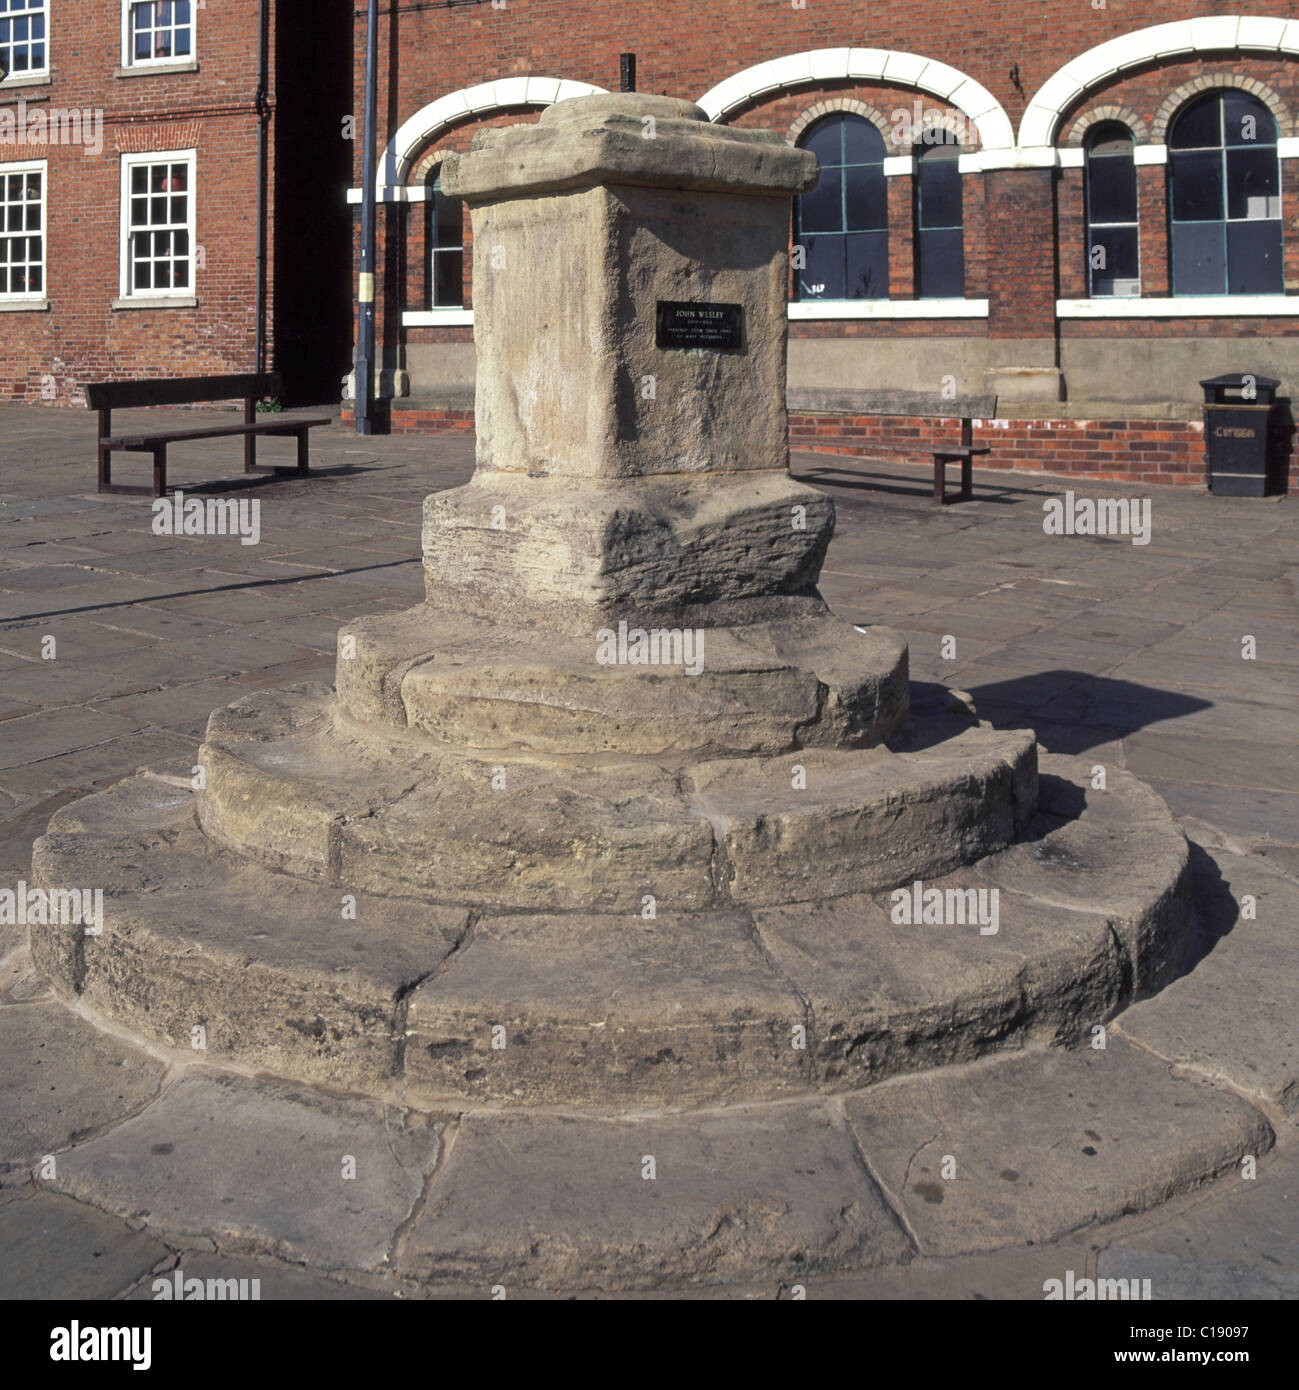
[1200,373,1281,497]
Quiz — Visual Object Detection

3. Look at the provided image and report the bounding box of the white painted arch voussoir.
[524,76,562,106]
[1188,16,1242,52]
[916,58,968,101]
[807,48,852,81]
[1238,16,1289,49]
[492,76,533,108]
[846,48,890,81]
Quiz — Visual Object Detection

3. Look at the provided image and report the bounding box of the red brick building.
[346,0,1299,486]
[0,0,352,406]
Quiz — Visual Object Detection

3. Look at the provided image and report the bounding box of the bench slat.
[86,373,282,411]
[106,415,331,448]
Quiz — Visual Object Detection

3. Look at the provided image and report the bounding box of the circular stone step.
[333,603,910,756]
[193,686,1038,912]
[29,751,1192,1108]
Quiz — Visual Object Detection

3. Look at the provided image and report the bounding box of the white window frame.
[0,158,47,302]
[119,148,196,300]
[120,0,196,70]
[0,0,50,82]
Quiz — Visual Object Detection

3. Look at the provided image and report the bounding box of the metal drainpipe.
[355,0,379,434]
[255,0,270,377]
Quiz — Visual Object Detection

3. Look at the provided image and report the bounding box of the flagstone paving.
[0,403,1295,1297]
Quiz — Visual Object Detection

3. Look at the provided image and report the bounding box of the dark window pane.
[1170,95,1221,150]
[842,116,883,166]
[1087,122,1133,158]
[844,230,888,299]
[799,167,842,234]
[1087,151,1137,224]
[843,162,886,231]
[1172,221,1225,295]
[917,227,964,298]
[1170,150,1223,222]
[433,250,463,306]
[1088,225,1139,295]
[433,188,462,246]
[27,265,40,292]
[1227,220,1284,294]
[1226,147,1280,220]
[919,154,962,229]
[798,234,844,299]
[1223,91,1276,146]
[802,120,842,166]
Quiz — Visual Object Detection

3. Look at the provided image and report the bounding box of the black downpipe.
[255,0,270,376]
[355,0,379,434]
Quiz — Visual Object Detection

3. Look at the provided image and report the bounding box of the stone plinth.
[31,95,1193,1125]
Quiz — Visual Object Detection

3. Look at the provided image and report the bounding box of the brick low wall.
[343,404,1299,491]
[340,407,475,435]
[788,413,1209,487]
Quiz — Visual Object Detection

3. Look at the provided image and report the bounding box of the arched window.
[1169,92,1282,296]
[427,171,464,308]
[915,138,964,298]
[1085,123,1139,297]
[795,114,888,300]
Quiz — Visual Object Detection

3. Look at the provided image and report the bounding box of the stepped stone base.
[30,741,1193,1108]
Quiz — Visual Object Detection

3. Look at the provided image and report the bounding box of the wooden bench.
[86,372,332,497]
[788,389,997,505]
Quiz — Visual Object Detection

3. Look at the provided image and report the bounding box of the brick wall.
[788,413,1208,487]
[0,0,352,407]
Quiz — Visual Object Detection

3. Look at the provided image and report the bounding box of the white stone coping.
[110,295,198,310]
[789,300,991,320]
[403,309,474,327]
[1057,296,1298,318]
[114,60,199,79]
[400,302,992,328]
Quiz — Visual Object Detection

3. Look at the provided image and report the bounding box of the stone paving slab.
[399,1102,910,1289]
[844,1042,1274,1257]
[1095,1138,1299,1300]
[0,1187,170,1300]
[1114,852,1299,1117]
[0,999,167,1178]
[48,1070,445,1272]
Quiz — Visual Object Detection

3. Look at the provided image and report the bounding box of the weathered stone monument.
[33,97,1192,1137]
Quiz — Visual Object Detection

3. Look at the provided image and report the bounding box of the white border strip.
[788,300,990,320]
[402,302,993,329]
[1058,296,1297,318]
[403,309,474,326]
